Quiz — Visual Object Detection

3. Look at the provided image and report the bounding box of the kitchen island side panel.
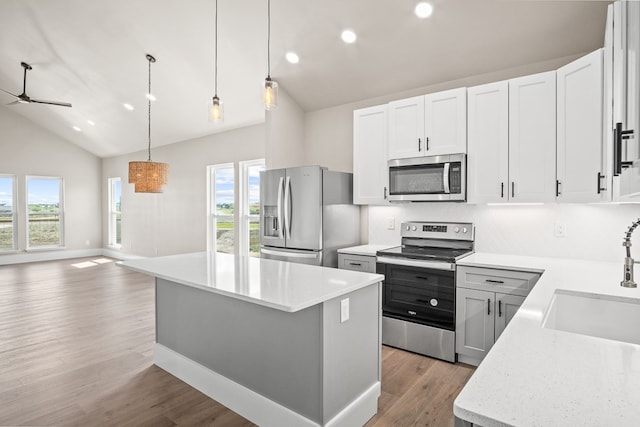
[322,282,381,423]
[155,278,324,423]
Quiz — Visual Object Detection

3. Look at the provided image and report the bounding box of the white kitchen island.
[118,252,384,427]
[454,253,640,427]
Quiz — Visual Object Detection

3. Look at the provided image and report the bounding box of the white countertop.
[337,244,395,256]
[117,252,383,313]
[454,252,640,427]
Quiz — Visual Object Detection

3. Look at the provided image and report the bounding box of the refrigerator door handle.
[277,176,284,238]
[260,248,319,259]
[284,175,292,240]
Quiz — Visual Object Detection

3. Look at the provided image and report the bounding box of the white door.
[455,288,495,361]
[494,293,525,341]
[353,105,389,205]
[557,49,605,203]
[509,71,557,202]
[467,81,509,203]
[388,96,424,160]
[424,87,467,155]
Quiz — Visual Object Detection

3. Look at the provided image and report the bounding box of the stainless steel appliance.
[260,165,360,267]
[376,221,474,362]
[387,154,466,202]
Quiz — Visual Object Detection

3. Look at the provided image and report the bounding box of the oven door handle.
[443,162,450,194]
[376,256,455,271]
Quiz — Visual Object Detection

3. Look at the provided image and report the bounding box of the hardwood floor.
[0,257,474,426]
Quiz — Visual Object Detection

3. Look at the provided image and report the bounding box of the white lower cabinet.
[456,266,539,366]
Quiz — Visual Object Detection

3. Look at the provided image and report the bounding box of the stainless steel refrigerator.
[259,166,360,267]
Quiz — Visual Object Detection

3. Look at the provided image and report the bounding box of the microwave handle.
[443,162,450,194]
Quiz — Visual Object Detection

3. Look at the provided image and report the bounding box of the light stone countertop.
[454,252,640,427]
[337,244,395,256]
[117,252,383,313]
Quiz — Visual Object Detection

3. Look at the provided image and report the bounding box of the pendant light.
[128,54,169,193]
[209,0,224,122]
[263,0,278,110]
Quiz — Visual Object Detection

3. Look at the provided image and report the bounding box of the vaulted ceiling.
[0,0,610,158]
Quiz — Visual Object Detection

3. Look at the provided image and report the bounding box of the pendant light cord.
[147,56,152,161]
[267,0,271,78]
[214,0,218,97]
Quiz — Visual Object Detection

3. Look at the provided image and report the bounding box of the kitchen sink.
[542,289,640,345]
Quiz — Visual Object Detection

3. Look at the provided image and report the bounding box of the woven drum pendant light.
[128,54,168,193]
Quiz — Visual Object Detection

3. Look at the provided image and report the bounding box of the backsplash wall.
[368,203,639,263]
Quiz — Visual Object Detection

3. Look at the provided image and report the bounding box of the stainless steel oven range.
[376,221,474,362]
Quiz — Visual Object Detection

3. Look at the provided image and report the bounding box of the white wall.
[0,107,102,264]
[102,124,265,258]
[265,88,306,169]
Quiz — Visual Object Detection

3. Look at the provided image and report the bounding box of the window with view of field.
[108,177,122,247]
[0,175,17,251]
[27,176,64,248]
[208,159,265,257]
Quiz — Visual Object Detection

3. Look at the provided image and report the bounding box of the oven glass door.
[379,263,456,331]
[389,162,446,195]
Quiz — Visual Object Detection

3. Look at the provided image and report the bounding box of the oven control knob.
[411,226,417,231]
[430,298,438,307]
[454,227,460,233]
[462,227,468,233]
[405,225,410,231]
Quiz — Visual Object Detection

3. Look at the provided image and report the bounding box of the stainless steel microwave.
[388,154,466,202]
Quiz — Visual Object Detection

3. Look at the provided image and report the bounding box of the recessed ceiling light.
[146,93,157,101]
[341,29,357,44]
[123,103,134,111]
[87,120,95,126]
[285,52,300,64]
[415,2,433,19]
[72,126,82,132]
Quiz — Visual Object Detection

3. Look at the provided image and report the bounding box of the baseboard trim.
[153,343,380,427]
[0,248,103,265]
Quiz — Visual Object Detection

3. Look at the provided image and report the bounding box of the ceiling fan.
[0,62,72,108]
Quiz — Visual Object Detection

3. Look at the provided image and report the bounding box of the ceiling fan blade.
[30,99,72,108]
[0,87,19,98]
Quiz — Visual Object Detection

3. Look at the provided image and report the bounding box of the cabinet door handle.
[511,182,515,198]
[426,137,430,151]
[418,138,422,152]
[485,279,505,284]
[597,172,605,194]
[501,182,504,198]
[556,180,561,197]
[498,300,502,317]
[384,186,388,199]
[487,298,491,316]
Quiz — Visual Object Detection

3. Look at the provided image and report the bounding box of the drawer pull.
[498,300,502,317]
[348,262,362,266]
[415,276,430,281]
[487,298,491,316]
[485,279,505,284]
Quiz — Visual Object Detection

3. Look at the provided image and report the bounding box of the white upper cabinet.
[388,96,424,159]
[424,88,468,156]
[467,81,509,203]
[353,105,389,205]
[468,72,556,203]
[388,88,467,160]
[508,71,557,203]
[557,49,605,203]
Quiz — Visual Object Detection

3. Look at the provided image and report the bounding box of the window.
[26,176,64,249]
[108,178,122,247]
[240,160,265,257]
[0,175,17,251]
[207,159,265,256]
[209,164,235,254]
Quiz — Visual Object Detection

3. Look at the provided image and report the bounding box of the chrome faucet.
[621,218,640,288]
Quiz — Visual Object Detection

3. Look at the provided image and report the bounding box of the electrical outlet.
[554,222,567,238]
[387,217,395,230]
[340,298,350,323]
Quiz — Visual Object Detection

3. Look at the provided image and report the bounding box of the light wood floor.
[0,257,474,426]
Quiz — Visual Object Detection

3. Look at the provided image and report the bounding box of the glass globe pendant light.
[209,0,224,122]
[263,0,278,110]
